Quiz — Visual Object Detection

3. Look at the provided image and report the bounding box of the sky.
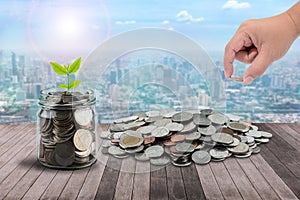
[0,0,299,62]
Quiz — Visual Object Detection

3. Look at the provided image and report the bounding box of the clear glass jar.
[37,88,98,169]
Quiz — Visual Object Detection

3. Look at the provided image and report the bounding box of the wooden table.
[0,123,300,200]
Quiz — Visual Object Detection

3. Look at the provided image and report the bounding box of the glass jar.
[37,88,98,169]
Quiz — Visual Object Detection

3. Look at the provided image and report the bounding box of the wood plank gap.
[181,164,206,200]
[250,154,298,200]
[236,157,280,199]
[95,156,122,200]
[76,152,109,199]
[21,168,58,200]
[195,163,223,200]
[223,158,262,200]
[0,150,36,199]
[209,161,242,200]
[114,157,137,200]
[165,164,187,200]
[150,165,169,200]
[132,161,150,200]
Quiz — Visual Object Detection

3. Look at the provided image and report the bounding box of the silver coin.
[179,121,197,134]
[211,133,234,145]
[192,151,211,165]
[227,137,240,147]
[151,127,170,138]
[250,125,259,131]
[259,131,273,138]
[113,154,130,159]
[100,131,111,139]
[73,129,93,151]
[200,109,213,116]
[175,142,195,153]
[137,125,157,135]
[239,135,249,143]
[230,75,243,82]
[250,146,261,154]
[246,130,262,138]
[135,152,150,161]
[112,132,125,139]
[245,136,255,144]
[227,143,249,154]
[150,156,170,166]
[125,145,144,154]
[198,125,216,136]
[154,119,172,127]
[114,115,138,124]
[207,113,227,125]
[255,138,270,143]
[160,109,177,118]
[234,151,252,158]
[228,122,250,133]
[110,123,125,132]
[185,132,201,141]
[108,146,126,156]
[74,108,93,127]
[123,121,146,131]
[225,114,241,122]
[209,147,229,159]
[144,116,163,123]
[172,161,192,167]
[145,145,164,158]
[172,112,193,123]
[145,110,161,117]
[165,122,184,132]
[211,157,226,162]
[193,113,211,126]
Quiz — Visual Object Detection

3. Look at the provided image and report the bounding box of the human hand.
[224,12,299,84]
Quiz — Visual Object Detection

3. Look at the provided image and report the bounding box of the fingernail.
[244,76,254,85]
[224,71,230,79]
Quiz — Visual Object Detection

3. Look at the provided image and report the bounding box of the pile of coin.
[101,109,272,166]
[38,91,97,168]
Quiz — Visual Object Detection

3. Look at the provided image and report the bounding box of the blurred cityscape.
[0,49,299,124]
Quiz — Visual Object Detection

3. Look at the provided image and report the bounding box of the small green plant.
[50,57,82,91]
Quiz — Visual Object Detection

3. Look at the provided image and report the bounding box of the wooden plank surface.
[0,123,300,200]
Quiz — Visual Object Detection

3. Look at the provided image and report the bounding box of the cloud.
[176,10,204,23]
[91,25,100,30]
[162,20,169,25]
[222,0,250,9]
[115,20,136,25]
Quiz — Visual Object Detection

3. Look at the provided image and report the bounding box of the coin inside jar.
[74,108,93,127]
[73,129,93,151]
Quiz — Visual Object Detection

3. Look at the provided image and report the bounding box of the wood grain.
[0,123,299,199]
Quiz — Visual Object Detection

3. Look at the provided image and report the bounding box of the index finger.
[224,31,252,78]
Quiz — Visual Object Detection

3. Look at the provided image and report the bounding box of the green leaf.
[68,57,81,74]
[58,84,68,89]
[50,62,68,75]
[69,80,82,89]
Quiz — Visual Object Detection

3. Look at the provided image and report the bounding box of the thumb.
[243,50,272,85]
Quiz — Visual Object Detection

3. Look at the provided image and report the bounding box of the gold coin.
[123,136,140,146]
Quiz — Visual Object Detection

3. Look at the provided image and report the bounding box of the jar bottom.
[37,157,97,170]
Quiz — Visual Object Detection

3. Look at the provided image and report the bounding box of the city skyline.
[0,0,300,62]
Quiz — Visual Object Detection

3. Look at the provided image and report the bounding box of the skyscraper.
[19,55,25,76]
[11,52,17,76]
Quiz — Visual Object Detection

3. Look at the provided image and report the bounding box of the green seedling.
[50,57,82,91]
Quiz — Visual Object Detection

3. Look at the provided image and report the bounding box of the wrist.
[286,1,300,37]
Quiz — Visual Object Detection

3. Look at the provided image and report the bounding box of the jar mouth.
[39,88,96,109]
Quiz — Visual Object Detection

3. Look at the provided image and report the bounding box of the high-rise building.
[19,55,25,76]
[11,52,17,76]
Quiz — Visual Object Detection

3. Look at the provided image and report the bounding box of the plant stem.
[67,73,70,92]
